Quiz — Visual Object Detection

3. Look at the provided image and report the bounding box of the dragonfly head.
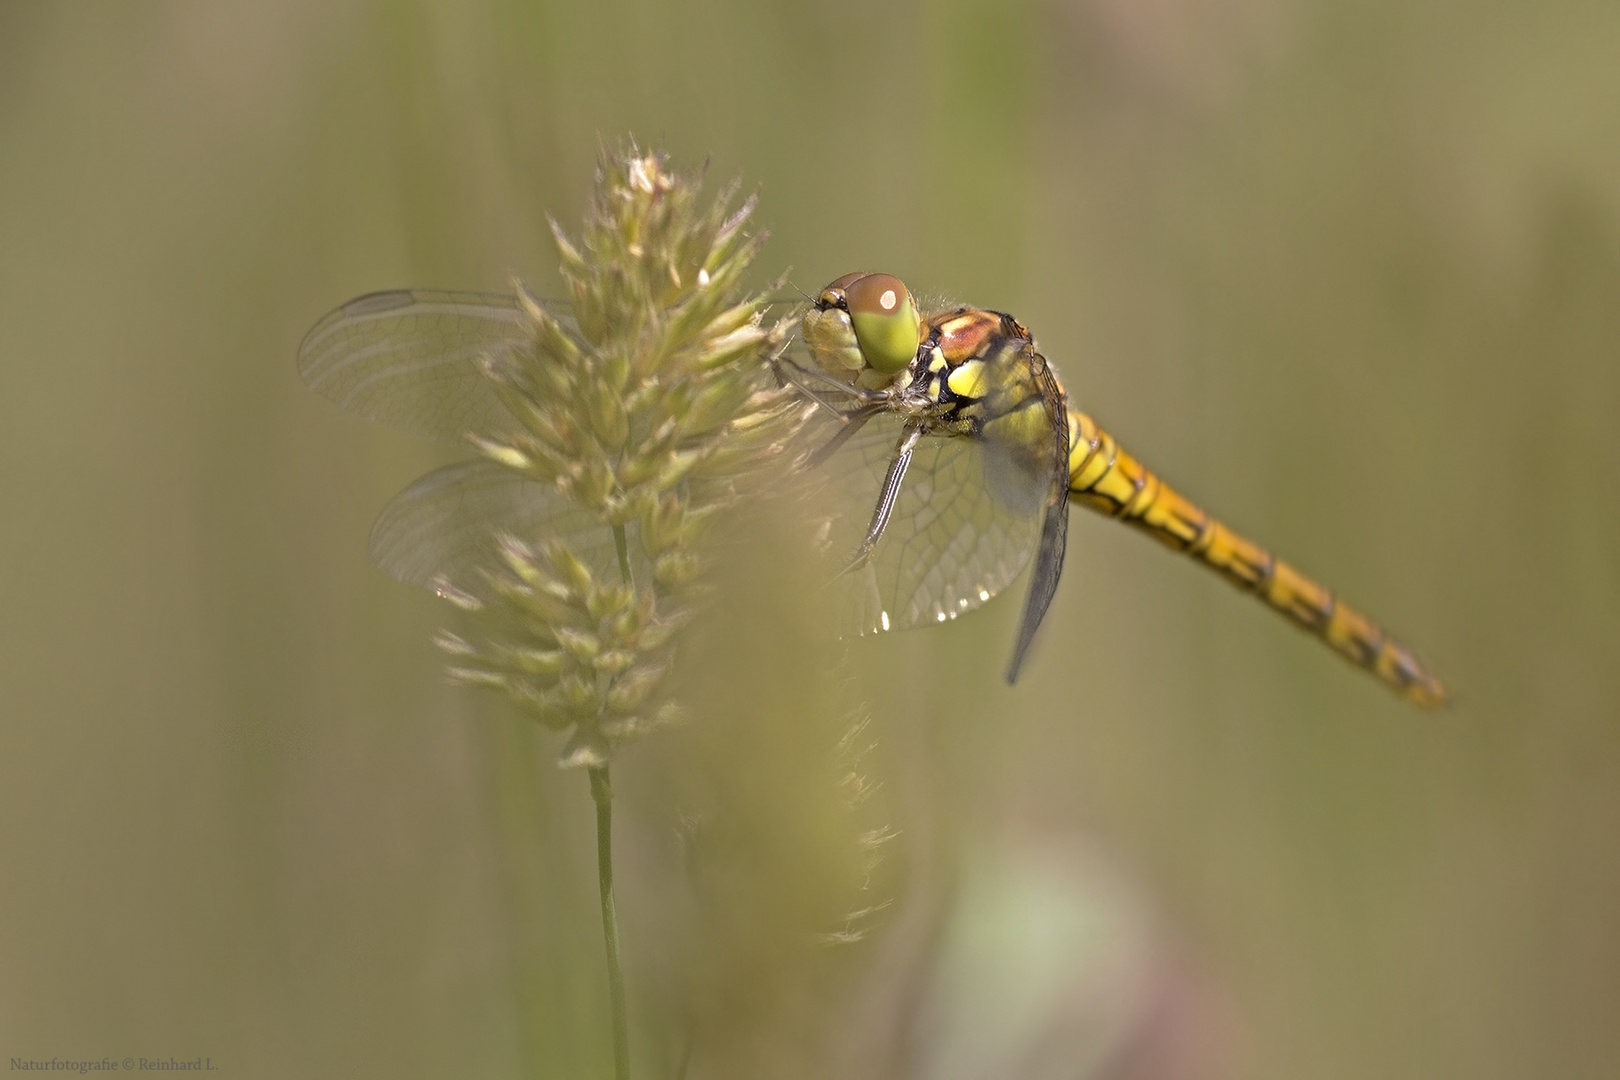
[802,272,922,387]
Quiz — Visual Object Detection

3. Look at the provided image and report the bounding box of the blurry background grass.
[2,1,1618,1077]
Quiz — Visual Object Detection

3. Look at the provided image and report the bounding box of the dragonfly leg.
[804,402,886,469]
[841,424,922,574]
[773,354,889,409]
[774,354,895,468]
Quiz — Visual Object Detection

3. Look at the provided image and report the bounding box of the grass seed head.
[436,142,805,765]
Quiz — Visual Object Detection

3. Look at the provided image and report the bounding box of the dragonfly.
[299,276,1448,707]
[792,272,1446,706]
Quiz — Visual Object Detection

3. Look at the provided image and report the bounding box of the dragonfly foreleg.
[773,354,889,410]
[841,424,922,574]
[804,402,886,469]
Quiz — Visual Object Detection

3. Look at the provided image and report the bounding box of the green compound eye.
[844,273,921,375]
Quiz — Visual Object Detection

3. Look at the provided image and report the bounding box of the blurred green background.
[3,1,1618,1077]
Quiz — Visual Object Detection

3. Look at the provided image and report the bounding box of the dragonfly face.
[801,272,922,389]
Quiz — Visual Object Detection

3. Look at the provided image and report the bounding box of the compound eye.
[844,273,921,375]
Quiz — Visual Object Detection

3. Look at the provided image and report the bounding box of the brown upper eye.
[840,272,920,376]
[844,273,910,318]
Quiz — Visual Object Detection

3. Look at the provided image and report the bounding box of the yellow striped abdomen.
[1065,410,1447,707]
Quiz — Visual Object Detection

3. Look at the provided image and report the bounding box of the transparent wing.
[1001,355,1072,682]
[298,289,529,444]
[808,410,1050,637]
[299,288,803,443]
[369,460,646,600]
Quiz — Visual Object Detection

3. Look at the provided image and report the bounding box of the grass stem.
[589,764,631,1080]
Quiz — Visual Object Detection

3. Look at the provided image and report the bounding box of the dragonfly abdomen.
[1065,409,1447,708]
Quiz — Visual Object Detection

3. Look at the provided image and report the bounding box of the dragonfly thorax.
[899,306,1049,439]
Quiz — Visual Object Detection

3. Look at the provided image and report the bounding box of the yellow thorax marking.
[946,358,991,399]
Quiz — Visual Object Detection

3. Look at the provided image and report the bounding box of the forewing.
[810,412,1048,636]
[368,460,642,601]
[298,289,528,443]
